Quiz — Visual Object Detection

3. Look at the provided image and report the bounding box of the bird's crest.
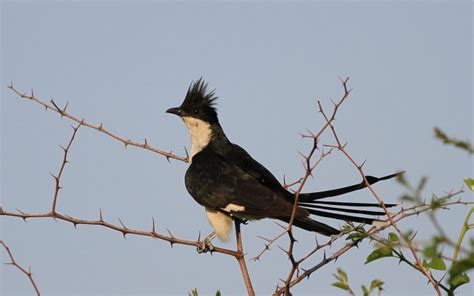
[182,78,217,111]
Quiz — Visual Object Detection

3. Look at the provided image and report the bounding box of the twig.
[235,220,255,296]
[1,240,41,296]
[318,102,444,295]
[273,197,472,294]
[51,124,80,214]
[7,83,187,162]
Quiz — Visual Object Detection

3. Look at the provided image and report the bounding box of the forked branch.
[1,240,41,296]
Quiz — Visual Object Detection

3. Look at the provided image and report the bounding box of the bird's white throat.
[181,116,212,161]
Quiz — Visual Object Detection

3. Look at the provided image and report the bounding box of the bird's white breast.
[181,117,212,162]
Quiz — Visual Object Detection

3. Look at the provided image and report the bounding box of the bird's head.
[166,78,219,124]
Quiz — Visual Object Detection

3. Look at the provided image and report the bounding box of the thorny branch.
[252,78,351,264]
[1,240,41,296]
[3,80,472,295]
[270,78,472,295]
[273,193,471,295]
[0,117,249,292]
[0,124,239,257]
[318,99,445,295]
[7,83,187,162]
[235,221,255,296]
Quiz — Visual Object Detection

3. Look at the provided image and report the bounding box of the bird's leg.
[197,231,216,254]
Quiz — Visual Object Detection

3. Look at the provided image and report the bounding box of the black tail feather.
[305,208,377,225]
[280,216,340,236]
[298,171,403,202]
[299,201,398,208]
[299,203,389,216]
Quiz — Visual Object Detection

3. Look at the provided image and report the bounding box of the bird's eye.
[193,109,199,114]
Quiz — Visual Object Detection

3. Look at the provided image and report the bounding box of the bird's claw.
[197,232,216,254]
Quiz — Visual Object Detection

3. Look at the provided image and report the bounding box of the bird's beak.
[166,107,183,116]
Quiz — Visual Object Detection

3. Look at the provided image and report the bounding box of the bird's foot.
[197,232,216,254]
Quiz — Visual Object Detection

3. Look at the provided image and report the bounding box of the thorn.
[30,88,34,98]
[151,217,157,235]
[50,99,61,113]
[297,151,306,159]
[278,245,289,256]
[59,145,66,152]
[274,221,286,230]
[184,146,189,159]
[144,138,148,147]
[73,222,78,229]
[99,208,103,222]
[197,230,201,241]
[124,141,129,148]
[98,123,103,131]
[63,101,69,114]
[166,228,174,238]
[118,218,127,229]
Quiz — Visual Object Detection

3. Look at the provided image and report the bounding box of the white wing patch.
[182,116,212,162]
[223,203,245,212]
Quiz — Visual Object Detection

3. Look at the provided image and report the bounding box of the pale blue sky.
[1,1,472,295]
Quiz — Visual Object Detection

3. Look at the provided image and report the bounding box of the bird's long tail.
[288,171,403,235]
[298,172,403,201]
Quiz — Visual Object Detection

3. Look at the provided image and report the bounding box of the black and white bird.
[167,79,399,249]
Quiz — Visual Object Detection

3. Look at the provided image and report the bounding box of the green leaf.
[370,279,384,290]
[450,256,474,278]
[346,232,367,241]
[365,246,393,264]
[449,273,470,290]
[361,285,369,296]
[425,256,447,270]
[337,268,348,282]
[464,178,474,191]
[422,245,437,259]
[332,282,350,291]
[388,232,399,242]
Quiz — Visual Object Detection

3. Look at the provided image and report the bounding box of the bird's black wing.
[185,147,304,219]
[222,143,289,195]
[225,143,401,203]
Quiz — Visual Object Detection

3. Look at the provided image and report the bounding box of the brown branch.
[318,103,445,295]
[51,124,80,213]
[261,78,351,295]
[1,240,41,296]
[273,196,472,295]
[0,208,239,257]
[234,220,255,296]
[7,83,187,162]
